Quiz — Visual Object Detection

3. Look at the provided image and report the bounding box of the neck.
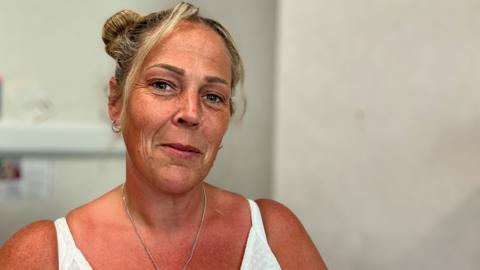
[122,171,206,233]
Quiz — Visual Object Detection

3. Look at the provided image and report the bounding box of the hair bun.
[102,9,142,59]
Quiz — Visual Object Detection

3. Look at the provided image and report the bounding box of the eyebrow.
[205,76,229,86]
[148,63,229,86]
[149,64,185,76]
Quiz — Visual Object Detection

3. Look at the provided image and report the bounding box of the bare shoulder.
[67,185,123,224]
[0,220,58,270]
[205,183,250,212]
[256,199,328,270]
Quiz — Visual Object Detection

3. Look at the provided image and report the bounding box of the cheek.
[201,120,229,172]
[204,114,229,146]
[127,95,172,130]
[123,99,167,155]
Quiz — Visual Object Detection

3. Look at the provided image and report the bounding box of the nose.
[173,91,201,128]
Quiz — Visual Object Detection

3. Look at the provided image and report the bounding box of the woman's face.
[119,22,232,194]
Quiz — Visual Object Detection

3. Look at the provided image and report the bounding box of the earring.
[111,120,121,133]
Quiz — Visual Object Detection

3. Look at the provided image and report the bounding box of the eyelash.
[149,80,175,92]
[148,80,228,105]
[203,93,226,104]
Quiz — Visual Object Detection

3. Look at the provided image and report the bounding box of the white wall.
[274,0,480,269]
[0,0,276,244]
[5,1,478,268]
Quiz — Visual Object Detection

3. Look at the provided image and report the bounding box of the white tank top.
[54,199,281,270]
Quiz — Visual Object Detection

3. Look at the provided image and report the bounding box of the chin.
[151,165,206,195]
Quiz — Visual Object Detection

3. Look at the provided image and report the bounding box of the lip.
[161,143,202,158]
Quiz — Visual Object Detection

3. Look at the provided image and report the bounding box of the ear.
[108,77,122,122]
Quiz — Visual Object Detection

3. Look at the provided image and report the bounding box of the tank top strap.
[54,217,92,270]
[241,199,281,269]
[247,199,268,240]
[55,217,76,267]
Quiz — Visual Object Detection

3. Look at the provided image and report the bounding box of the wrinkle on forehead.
[142,21,232,84]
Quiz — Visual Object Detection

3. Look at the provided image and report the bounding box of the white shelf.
[0,122,125,156]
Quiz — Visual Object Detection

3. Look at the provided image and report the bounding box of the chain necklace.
[122,183,207,270]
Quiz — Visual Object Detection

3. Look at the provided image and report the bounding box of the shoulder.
[205,184,251,225]
[67,185,123,226]
[206,183,249,213]
[0,220,58,269]
[255,199,328,270]
[254,199,309,242]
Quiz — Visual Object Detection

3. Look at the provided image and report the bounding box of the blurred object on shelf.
[0,158,21,180]
[0,157,52,202]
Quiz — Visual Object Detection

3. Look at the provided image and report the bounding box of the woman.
[0,2,327,269]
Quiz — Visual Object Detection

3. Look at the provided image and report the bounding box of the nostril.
[176,116,199,127]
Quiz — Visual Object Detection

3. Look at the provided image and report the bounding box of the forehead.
[141,21,232,81]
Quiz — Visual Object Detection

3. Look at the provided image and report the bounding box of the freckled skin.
[0,21,327,270]
[122,22,232,194]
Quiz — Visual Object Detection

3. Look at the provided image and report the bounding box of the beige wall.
[274,0,480,269]
[0,0,276,244]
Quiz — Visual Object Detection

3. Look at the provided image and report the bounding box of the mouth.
[160,143,202,158]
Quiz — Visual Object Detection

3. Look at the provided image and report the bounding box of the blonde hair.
[102,2,245,125]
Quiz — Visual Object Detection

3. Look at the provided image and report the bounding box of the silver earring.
[111,120,121,133]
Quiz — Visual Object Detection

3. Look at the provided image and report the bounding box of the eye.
[150,80,174,92]
[203,93,225,104]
